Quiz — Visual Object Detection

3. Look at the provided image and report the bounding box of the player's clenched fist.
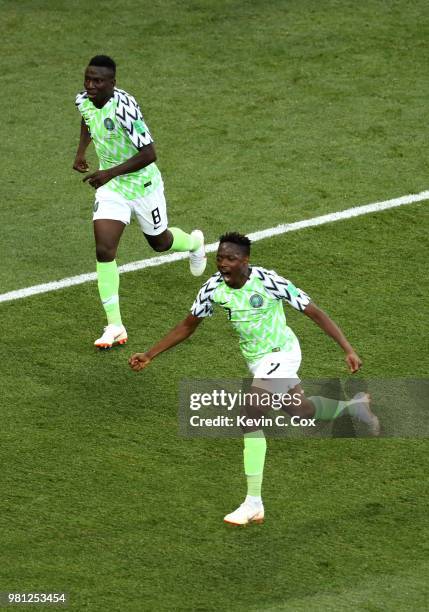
[73,156,89,173]
[129,353,152,371]
[345,351,362,374]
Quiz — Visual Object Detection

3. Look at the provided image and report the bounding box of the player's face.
[216,242,249,288]
[84,66,115,107]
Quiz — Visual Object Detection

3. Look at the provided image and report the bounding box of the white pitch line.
[1,190,428,304]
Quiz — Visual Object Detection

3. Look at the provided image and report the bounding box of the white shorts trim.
[249,339,302,393]
[93,181,168,236]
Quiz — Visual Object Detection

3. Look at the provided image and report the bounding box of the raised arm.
[129,314,203,372]
[303,302,362,373]
[73,119,91,173]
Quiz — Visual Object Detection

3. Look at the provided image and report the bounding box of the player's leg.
[308,390,379,434]
[284,384,380,435]
[224,344,302,526]
[253,342,379,434]
[133,182,207,276]
[224,403,267,526]
[224,385,269,525]
[92,189,131,348]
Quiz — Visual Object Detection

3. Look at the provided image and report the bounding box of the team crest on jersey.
[104,118,115,131]
[249,294,264,308]
[93,200,99,212]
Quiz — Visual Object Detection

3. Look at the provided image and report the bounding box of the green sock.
[243,431,267,497]
[310,396,348,421]
[168,227,200,252]
[96,260,122,326]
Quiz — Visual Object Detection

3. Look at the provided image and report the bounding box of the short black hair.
[88,55,116,75]
[219,232,251,256]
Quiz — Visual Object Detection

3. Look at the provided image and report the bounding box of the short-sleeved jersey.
[75,88,162,200]
[191,266,311,364]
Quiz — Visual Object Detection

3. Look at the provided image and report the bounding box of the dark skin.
[129,242,363,427]
[73,64,173,262]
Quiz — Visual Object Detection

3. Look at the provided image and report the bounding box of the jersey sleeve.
[255,267,311,312]
[115,89,154,149]
[75,91,88,112]
[190,273,222,318]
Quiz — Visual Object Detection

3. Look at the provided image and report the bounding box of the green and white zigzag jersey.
[75,88,162,200]
[191,266,311,364]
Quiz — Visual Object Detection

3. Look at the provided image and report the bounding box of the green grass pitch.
[1,1,428,610]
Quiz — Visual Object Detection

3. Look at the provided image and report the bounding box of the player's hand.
[73,157,89,173]
[345,351,362,374]
[129,352,152,372]
[83,169,113,189]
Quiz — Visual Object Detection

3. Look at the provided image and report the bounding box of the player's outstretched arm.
[303,302,362,373]
[129,314,203,372]
[83,143,157,189]
[73,119,91,173]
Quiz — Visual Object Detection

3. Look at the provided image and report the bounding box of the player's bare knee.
[298,397,316,418]
[150,241,169,253]
[282,396,315,418]
[145,229,173,253]
[147,235,172,252]
[96,244,116,262]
